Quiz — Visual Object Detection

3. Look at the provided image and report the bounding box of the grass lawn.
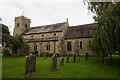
[2,55,119,78]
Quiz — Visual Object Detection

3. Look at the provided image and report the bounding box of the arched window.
[89,41,91,46]
[67,42,72,51]
[34,45,37,51]
[25,24,27,28]
[46,45,50,50]
[80,41,82,49]
[42,34,44,37]
[31,35,33,38]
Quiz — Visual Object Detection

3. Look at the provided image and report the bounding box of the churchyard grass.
[2,55,119,78]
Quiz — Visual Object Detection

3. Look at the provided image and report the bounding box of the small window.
[67,42,72,51]
[54,33,56,36]
[34,45,37,51]
[46,45,50,50]
[31,35,33,38]
[42,34,44,37]
[89,41,91,46]
[17,23,20,27]
[25,24,27,28]
[80,41,82,49]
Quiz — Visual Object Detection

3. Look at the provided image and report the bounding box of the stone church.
[13,15,98,56]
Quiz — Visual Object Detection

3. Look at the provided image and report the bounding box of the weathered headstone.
[25,54,36,76]
[25,56,29,76]
[51,54,57,71]
[44,52,47,58]
[29,54,33,73]
[66,54,69,63]
[33,55,36,72]
[60,57,64,66]
[73,54,76,62]
[104,59,110,65]
[78,54,80,61]
[85,52,88,60]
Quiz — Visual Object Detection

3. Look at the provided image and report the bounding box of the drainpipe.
[54,41,56,54]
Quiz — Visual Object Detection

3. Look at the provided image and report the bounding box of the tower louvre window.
[25,24,27,28]
[17,23,20,27]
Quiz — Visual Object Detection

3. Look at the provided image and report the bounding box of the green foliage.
[2,34,13,47]
[1,24,30,55]
[56,53,59,57]
[2,24,10,35]
[11,35,30,54]
[2,24,11,46]
[3,49,10,56]
[86,2,120,56]
[32,52,35,55]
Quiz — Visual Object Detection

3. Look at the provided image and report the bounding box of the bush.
[46,52,49,57]
[3,50,10,56]
[40,52,43,57]
[63,54,67,57]
[32,52,35,55]
[56,54,59,57]
[34,51,38,56]
[49,54,53,57]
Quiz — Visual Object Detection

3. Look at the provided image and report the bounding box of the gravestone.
[33,55,36,72]
[85,52,88,60]
[25,56,29,76]
[60,57,64,66]
[25,54,36,76]
[66,54,69,63]
[44,52,47,58]
[29,54,33,73]
[78,54,80,61]
[73,54,76,62]
[51,54,57,71]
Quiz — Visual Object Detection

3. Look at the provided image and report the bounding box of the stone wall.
[22,32,63,39]
[27,38,98,56]
[65,38,98,56]
[13,16,31,37]
[27,41,60,55]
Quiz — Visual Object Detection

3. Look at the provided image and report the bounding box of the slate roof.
[21,22,66,35]
[64,23,97,39]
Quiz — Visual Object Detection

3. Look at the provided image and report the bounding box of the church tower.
[13,15,31,37]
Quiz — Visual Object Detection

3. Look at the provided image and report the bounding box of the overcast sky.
[0,0,95,35]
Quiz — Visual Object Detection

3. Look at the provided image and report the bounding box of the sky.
[0,0,95,35]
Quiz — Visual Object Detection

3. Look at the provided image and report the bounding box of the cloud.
[0,1,94,35]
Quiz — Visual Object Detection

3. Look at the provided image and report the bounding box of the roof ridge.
[30,22,66,29]
[69,23,96,28]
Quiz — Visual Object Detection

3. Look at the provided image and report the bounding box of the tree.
[2,24,10,46]
[1,24,30,55]
[11,35,30,55]
[85,1,120,61]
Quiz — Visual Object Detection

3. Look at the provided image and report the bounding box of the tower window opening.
[17,23,20,27]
